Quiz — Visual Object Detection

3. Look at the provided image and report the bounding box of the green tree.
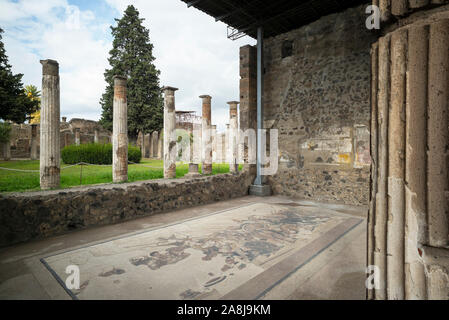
[99,5,163,139]
[0,28,39,123]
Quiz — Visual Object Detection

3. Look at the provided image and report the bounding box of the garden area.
[0,159,236,193]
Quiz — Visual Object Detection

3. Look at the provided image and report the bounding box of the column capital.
[40,59,59,76]
[162,86,178,93]
[199,95,212,100]
[114,75,127,86]
[227,101,240,105]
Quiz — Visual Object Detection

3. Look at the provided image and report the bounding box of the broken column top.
[162,86,178,92]
[40,59,59,76]
[199,95,212,100]
[227,101,240,105]
[114,75,127,86]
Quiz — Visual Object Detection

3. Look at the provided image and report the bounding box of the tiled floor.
[0,196,368,300]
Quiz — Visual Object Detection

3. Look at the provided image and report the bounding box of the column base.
[249,184,272,197]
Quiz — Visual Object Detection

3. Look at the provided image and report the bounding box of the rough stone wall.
[0,118,111,159]
[0,171,254,247]
[262,5,377,206]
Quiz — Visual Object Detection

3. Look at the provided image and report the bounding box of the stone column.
[39,59,60,190]
[228,101,239,173]
[369,2,449,300]
[152,131,159,158]
[157,133,162,159]
[211,124,217,162]
[225,124,230,164]
[163,87,178,178]
[30,124,38,160]
[148,132,153,158]
[74,128,80,145]
[112,75,128,183]
[200,95,212,175]
[185,124,201,178]
[94,128,99,144]
[2,140,11,161]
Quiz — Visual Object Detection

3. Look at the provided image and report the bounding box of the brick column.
[163,87,178,178]
[30,124,38,160]
[239,45,257,175]
[200,95,212,175]
[112,75,128,183]
[39,59,60,190]
[369,2,449,300]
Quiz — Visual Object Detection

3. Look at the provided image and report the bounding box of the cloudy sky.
[0,0,255,132]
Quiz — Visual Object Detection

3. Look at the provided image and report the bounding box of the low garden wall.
[0,171,254,248]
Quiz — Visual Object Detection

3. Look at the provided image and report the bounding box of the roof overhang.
[181,0,369,39]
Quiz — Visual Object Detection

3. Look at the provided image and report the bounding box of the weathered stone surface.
[369,6,449,300]
[0,171,254,248]
[261,6,376,206]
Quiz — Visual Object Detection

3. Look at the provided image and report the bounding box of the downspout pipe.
[254,26,263,186]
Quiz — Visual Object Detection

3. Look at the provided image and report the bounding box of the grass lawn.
[0,159,237,193]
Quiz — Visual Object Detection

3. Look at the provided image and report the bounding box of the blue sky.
[0,0,255,132]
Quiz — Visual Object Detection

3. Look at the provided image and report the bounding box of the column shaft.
[39,59,60,190]
[94,128,99,144]
[369,6,449,299]
[163,87,178,178]
[200,95,212,175]
[228,101,239,173]
[30,124,38,160]
[112,76,128,183]
[75,128,80,146]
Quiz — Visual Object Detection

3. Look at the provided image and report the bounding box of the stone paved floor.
[0,196,368,300]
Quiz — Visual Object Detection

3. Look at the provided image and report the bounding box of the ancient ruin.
[0,0,448,302]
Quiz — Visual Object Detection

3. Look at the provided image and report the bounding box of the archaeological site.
[0,0,448,305]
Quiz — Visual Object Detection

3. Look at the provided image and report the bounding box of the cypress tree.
[100,5,163,139]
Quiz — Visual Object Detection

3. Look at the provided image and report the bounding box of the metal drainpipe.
[255,26,263,186]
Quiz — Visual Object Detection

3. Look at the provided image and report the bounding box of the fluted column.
[163,87,178,178]
[39,59,60,190]
[369,3,449,300]
[112,75,128,183]
[30,124,38,160]
[200,95,212,175]
[228,101,239,173]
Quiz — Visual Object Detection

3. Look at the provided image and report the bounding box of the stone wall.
[261,5,377,205]
[0,171,254,247]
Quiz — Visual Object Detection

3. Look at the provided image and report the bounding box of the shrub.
[61,143,141,165]
[0,122,12,143]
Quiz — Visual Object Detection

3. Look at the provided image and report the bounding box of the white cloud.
[1,0,255,131]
